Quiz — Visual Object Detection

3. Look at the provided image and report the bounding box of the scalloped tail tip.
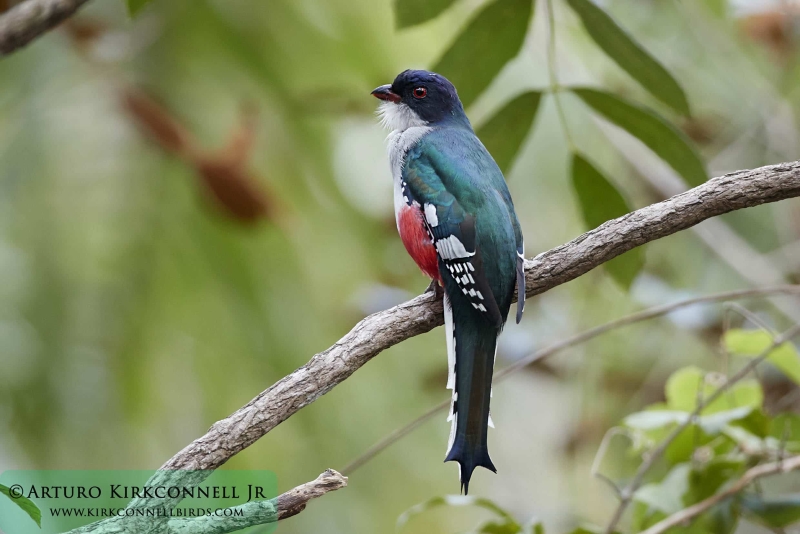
[446,451,496,495]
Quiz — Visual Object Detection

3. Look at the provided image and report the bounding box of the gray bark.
[0,0,91,55]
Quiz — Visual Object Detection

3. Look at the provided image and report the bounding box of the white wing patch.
[424,203,439,227]
[436,235,475,260]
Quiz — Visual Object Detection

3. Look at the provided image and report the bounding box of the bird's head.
[372,70,469,131]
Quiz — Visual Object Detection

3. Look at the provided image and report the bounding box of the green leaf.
[723,425,774,453]
[625,410,688,430]
[698,406,753,434]
[570,153,643,288]
[564,0,690,115]
[125,0,154,17]
[665,424,712,465]
[0,484,42,528]
[477,91,542,175]
[724,329,800,385]
[571,88,707,187]
[665,366,705,411]
[697,497,739,534]
[741,494,800,528]
[687,458,745,504]
[397,495,521,532]
[433,0,533,108]
[394,0,458,29]
[769,413,800,452]
[634,464,691,515]
[730,408,769,438]
[665,366,763,414]
[625,404,752,438]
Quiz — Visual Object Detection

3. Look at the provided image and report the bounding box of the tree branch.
[168,469,347,533]
[161,159,800,474]
[523,160,800,297]
[640,455,800,534]
[60,158,800,533]
[0,0,91,56]
[273,469,347,520]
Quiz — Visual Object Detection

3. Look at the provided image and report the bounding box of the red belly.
[398,205,441,283]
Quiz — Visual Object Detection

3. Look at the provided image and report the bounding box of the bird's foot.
[425,279,444,298]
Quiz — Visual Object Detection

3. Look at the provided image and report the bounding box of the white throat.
[377,101,433,228]
[378,101,428,132]
[377,101,432,177]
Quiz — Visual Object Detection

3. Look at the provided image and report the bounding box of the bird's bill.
[371,84,401,103]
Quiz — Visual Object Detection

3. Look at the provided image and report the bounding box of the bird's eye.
[413,86,427,99]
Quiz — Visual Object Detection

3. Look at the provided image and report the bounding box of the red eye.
[413,86,427,99]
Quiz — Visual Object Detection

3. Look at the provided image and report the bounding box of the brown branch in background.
[60,16,103,49]
[121,89,274,224]
[740,7,799,60]
[121,89,192,156]
[0,0,92,55]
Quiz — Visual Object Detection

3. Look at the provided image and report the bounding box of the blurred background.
[2,0,800,532]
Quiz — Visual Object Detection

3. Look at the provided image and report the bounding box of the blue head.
[372,70,471,131]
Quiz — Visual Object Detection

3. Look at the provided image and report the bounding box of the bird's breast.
[397,203,441,282]
[386,126,438,281]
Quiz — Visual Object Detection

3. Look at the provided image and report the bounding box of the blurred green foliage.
[2,0,800,532]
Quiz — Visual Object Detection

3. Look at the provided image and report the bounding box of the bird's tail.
[443,294,498,494]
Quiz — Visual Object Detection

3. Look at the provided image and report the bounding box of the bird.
[372,69,525,494]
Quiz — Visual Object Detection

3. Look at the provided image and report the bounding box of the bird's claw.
[425,279,444,298]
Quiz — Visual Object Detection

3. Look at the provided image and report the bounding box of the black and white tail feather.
[440,253,524,494]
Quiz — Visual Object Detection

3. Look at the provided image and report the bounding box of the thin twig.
[341,285,800,475]
[640,455,800,534]
[723,302,775,334]
[603,322,800,534]
[591,427,631,497]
